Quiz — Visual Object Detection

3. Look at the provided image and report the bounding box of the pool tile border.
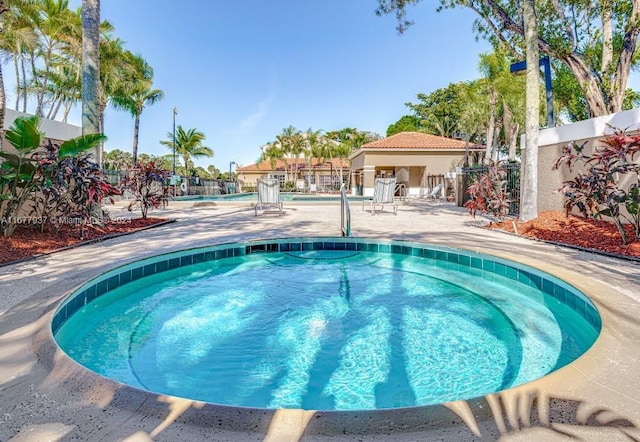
[51,237,602,335]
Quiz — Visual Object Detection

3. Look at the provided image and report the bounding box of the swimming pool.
[52,238,600,411]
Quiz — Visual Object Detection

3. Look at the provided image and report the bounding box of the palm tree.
[0,0,38,131]
[303,128,322,187]
[34,0,76,117]
[110,53,164,164]
[81,0,100,160]
[276,125,302,183]
[0,0,37,114]
[160,125,213,193]
[520,0,540,222]
[258,141,283,176]
[103,148,132,170]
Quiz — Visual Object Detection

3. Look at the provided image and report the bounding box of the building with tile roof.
[349,131,483,197]
[236,157,349,192]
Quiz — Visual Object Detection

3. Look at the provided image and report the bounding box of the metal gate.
[459,163,521,216]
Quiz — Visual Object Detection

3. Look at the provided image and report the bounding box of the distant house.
[236,157,350,192]
[349,131,483,197]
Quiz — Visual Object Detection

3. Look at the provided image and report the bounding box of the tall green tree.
[325,128,380,185]
[160,125,213,192]
[376,0,640,118]
[0,0,37,117]
[110,53,164,164]
[34,0,75,117]
[258,141,283,175]
[103,148,132,170]
[276,125,303,183]
[0,0,39,132]
[386,115,421,136]
[404,83,467,138]
[476,49,526,161]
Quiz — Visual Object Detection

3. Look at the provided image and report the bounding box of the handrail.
[340,184,351,237]
[394,183,407,201]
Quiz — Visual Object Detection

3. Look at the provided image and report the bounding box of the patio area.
[0,199,639,441]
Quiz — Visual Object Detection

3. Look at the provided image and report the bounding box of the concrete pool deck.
[0,199,639,441]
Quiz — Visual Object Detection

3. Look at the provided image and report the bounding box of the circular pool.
[52,238,600,411]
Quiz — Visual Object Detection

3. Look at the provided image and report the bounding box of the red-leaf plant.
[464,160,512,221]
[120,162,171,219]
[553,127,640,244]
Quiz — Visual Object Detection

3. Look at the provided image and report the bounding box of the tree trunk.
[0,62,4,145]
[63,100,73,122]
[610,0,640,112]
[601,0,613,74]
[503,103,519,161]
[21,56,28,112]
[520,0,540,223]
[132,113,140,164]
[35,45,54,117]
[51,94,64,120]
[13,55,20,111]
[0,0,7,139]
[485,89,497,162]
[82,0,101,163]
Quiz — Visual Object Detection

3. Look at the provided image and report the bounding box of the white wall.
[4,108,81,141]
[528,108,640,212]
[538,107,640,147]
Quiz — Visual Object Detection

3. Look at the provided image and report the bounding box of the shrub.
[0,116,115,237]
[464,160,512,221]
[120,162,171,218]
[553,128,640,245]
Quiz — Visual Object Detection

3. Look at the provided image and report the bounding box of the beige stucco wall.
[350,150,464,196]
[527,108,640,213]
[353,151,464,175]
[237,173,263,188]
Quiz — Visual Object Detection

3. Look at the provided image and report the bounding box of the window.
[268,173,285,187]
[319,175,332,188]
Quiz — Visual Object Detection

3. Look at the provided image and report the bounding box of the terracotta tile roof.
[360,131,482,150]
[237,157,349,173]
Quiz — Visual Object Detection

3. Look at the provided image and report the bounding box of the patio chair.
[255,178,284,216]
[362,177,398,215]
[427,183,444,200]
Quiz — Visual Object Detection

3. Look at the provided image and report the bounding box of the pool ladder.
[340,184,351,237]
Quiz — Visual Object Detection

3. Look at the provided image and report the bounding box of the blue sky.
[60,1,491,170]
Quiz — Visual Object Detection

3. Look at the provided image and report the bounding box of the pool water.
[54,245,599,411]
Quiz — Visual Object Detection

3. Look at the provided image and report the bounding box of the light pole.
[229,161,236,193]
[172,107,177,175]
[510,56,555,127]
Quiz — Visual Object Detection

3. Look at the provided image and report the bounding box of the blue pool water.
[53,239,600,411]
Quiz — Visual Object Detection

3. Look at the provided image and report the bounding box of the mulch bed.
[1,210,638,265]
[0,217,168,264]
[488,210,640,259]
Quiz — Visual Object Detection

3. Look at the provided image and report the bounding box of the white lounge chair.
[427,183,444,200]
[362,177,398,215]
[255,178,284,216]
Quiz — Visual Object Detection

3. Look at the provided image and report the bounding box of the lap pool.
[52,238,600,411]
